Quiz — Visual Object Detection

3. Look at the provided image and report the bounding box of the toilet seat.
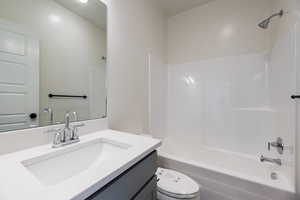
[156,168,200,199]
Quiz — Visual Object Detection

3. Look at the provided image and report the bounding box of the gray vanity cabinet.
[132,176,157,200]
[86,151,157,200]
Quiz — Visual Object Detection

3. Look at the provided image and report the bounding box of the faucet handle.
[71,123,85,140]
[45,128,64,148]
[53,131,63,148]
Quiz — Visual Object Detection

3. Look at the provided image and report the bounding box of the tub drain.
[271,172,278,180]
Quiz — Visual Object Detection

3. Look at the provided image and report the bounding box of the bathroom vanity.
[0,130,161,200]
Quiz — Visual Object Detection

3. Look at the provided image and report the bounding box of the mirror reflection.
[0,0,107,132]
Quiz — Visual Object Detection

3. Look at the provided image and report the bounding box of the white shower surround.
[151,22,297,199]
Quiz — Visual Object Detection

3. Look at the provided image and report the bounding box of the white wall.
[296,20,300,199]
[269,0,299,191]
[167,0,273,64]
[148,54,167,139]
[273,0,300,197]
[0,0,107,125]
[295,0,300,198]
[106,0,166,134]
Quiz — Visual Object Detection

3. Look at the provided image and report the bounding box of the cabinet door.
[86,151,157,200]
[133,176,157,200]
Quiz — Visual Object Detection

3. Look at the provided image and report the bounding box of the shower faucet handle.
[268,137,284,154]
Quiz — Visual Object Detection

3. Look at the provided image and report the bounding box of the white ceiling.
[54,0,107,30]
[159,0,214,16]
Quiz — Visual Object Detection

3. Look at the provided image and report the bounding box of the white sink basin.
[21,138,131,186]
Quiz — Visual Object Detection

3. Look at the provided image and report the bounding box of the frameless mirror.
[0,0,107,132]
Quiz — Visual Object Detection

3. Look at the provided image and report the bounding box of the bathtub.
[158,148,296,200]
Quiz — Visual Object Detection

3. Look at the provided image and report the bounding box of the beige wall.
[106,0,166,134]
[0,0,107,125]
[167,0,273,64]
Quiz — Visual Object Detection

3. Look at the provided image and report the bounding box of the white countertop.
[0,129,161,200]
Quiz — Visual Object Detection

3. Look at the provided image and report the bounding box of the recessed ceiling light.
[79,0,88,4]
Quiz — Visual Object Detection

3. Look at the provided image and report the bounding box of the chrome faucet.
[48,111,85,148]
[61,112,72,142]
[260,155,282,166]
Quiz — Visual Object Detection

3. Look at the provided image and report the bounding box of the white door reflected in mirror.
[0,24,39,132]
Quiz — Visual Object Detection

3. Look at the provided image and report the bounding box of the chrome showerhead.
[258,19,270,29]
[258,9,284,29]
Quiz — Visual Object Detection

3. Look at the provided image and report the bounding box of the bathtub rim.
[158,150,295,194]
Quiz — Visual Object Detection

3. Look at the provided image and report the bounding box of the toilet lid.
[156,168,200,198]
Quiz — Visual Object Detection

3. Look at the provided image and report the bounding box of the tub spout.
[260,155,282,166]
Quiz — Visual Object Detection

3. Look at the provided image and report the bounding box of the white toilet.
[156,168,201,200]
